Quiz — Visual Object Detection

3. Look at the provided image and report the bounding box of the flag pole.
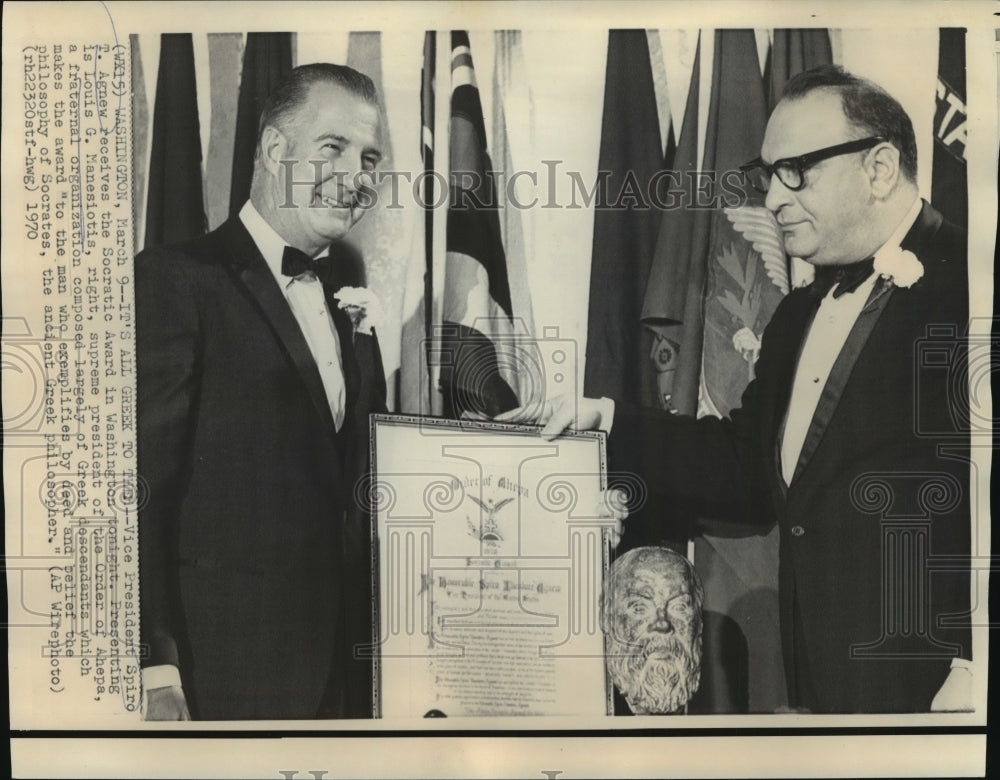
[421,31,436,410]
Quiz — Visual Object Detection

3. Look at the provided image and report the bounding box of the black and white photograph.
[3,1,996,777]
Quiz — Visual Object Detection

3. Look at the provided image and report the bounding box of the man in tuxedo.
[503,65,971,713]
[137,63,387,720]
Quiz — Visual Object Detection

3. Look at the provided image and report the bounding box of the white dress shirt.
[239,200,346,431]
[143,202,346,695]
[779,197,922,485]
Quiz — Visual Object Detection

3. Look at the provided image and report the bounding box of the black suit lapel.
[218,218,339,438]
[901,200,943,255]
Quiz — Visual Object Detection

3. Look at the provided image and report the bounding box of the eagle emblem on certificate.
[465,494,514,553]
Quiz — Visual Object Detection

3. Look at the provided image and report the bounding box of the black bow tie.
[811,257,876,299]
[281,246,332,282]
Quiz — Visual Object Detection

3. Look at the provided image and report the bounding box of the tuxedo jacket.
[136,217,386,720]
[609,202,971,713]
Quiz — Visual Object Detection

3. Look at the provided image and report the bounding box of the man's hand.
[930,667,973,712]
[143,685,191,721]
[496,394,608,440]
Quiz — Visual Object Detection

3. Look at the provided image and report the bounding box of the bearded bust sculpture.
[602,546,704,714]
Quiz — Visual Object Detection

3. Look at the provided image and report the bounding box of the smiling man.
[253,73,382,255]
[503,65,971,714]
[136,64,388,720]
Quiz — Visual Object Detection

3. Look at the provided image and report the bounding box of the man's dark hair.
[255,63,377,155]
[782,64,918,182]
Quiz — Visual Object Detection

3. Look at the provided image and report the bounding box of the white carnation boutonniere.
[874,247,924,289]
[334,286,380,336]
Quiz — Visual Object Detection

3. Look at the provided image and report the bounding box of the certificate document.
[370,415,613,718]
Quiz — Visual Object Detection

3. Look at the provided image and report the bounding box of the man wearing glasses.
[502,65,971,713]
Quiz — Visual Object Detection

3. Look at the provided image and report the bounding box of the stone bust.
[602,546,704,714]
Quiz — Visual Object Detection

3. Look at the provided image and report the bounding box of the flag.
[699,30,782,418]
[130,34,150,251]
[228,33,293,216]
[931,28,967,228]
[392,30,437,416]
[438,31,518,418]
[204,33,243,230]
[640,36,706,416]
[492,30,536,404]
[422,30,435,286]
[765,29,833,111]
[144,34,207,247]
[583,29,665,407]
[344,32,411,410]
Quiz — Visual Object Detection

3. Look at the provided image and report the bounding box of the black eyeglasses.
[740,136,886,193]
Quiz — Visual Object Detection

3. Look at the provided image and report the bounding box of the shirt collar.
[238,200,330,288]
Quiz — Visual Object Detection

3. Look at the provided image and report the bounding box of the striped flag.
[438,31,518,418]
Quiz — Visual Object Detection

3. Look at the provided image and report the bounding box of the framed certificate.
[369,414,613,718]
